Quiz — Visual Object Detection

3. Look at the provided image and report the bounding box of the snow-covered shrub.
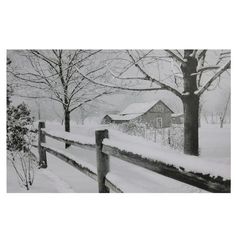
[7,150,37,190]
[109,122,184,151]
[7,101,36,190]
[111,122,146,137]
[7,103,34,151]
[164,126,184,151]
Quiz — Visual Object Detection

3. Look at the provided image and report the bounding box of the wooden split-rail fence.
[32,121,230,193]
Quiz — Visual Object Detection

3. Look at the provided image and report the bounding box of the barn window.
[156,117,162,128]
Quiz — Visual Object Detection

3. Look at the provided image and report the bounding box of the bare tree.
[7,143,37,191]
[8,50,111,148]
[76,50,230,156]
[220,93,230,128]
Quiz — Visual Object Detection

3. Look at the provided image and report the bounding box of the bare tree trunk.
[34,98,41,121]
[183,94,199,156]
[220,116,223,128]
[220,93,230,128]
[181,50,199,156]
[65,110,70,149]
[204,113,209,124]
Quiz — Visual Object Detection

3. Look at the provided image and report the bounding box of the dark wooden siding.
[111,120,127,125]
[102,100,173,128]
[131,101,172,128]
[171,114,184,124]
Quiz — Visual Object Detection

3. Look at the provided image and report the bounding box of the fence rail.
[102,145,230,193]
[33,121,230,193]
[42,143,98,181]
[42,130,96,151]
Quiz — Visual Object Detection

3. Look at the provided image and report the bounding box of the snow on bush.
[109,122,184,151]
[7,102,36,190]
[7,103,34,151]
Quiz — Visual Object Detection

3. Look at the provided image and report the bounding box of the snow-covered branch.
[127,51,183,99]
[191,65,221,77]
[69,91,112,113]
[13,93,63,104]
[196,61,231,97]
[196,66,220,74]
[197,50,207,60]
[165,50,185,64]
[75,66,167,93]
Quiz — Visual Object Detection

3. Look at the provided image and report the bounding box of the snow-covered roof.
[120,100,157,115]
[171,113,184,118]
[106,100,159,121]
[106,100,174,122]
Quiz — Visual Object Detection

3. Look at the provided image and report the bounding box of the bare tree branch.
[127,51,183,99]
[195,66,220,75]
[197,61,231,97]
[13,93,63,104]
[197,50,207,60]
[75,66,166,92]
[165,50,185,64]
[69,91,112,113]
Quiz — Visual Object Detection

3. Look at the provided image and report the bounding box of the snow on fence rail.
[42,129,95,150]
[32,121,230,193]
[32,121,122,193]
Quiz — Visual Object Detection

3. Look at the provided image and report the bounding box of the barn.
[102,100,175,129]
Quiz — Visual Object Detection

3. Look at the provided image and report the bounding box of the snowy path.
[39,169,75,193]
[27,139,205,193]
[7,160,75,193]
[45,150,98,192]
[7,154,97,193]
[67,146,206,193]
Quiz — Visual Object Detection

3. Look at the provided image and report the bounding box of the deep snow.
[7,121,230,193]
[103,129,230,179]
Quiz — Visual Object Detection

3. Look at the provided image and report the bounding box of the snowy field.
[7,121,230,193]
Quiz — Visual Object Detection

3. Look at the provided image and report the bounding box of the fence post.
[38,121,47,168]
[168,128,171,145]
[95,129,110,193]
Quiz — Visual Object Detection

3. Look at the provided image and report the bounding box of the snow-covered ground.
[199,123,230,164]
[7,121,230,193]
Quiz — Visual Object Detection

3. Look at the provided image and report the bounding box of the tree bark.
[181,50,199,156]
[220,116,223,128]
[183,94,199,156]
[65,110,71,149]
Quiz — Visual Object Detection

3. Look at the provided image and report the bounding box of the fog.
[8,50,231,123]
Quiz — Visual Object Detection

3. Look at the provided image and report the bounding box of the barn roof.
[109,114,140,121]
[120,100,157,115]
[105,100,174,122]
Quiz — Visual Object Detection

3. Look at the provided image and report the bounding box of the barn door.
[156,117,162,128]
